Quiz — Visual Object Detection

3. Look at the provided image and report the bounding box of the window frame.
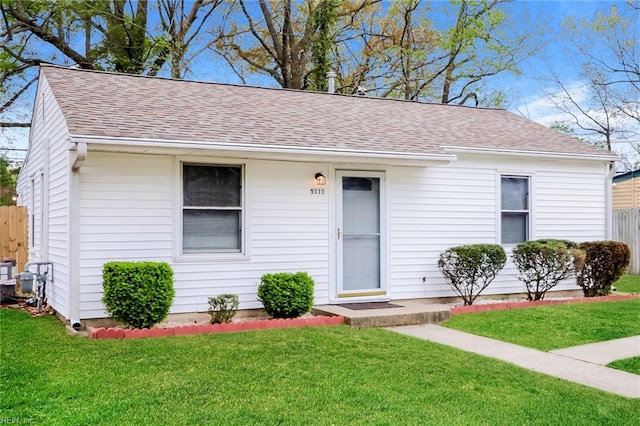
[29,177,35,249]
[498,173,534,246]
[175,159,248,262]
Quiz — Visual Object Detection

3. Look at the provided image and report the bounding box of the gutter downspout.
[605,162,616,240]
[69,141,86,328]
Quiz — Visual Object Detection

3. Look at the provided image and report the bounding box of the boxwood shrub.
[576,241,630,297]
[437,244,506,305]
[102,261,175,329]
[257,272,314,318]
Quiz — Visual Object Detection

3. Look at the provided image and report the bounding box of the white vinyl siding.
[16,75,71,318]
[78,153,174,318]
[77,154,330,318]
[75,152,608,319]
[387,163,497,300]
[536,170,606,241]
[387,156,607,300]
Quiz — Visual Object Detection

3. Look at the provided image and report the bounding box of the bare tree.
[333,0,440,99]
[154,0,225,78]
[551,1,639,165]
[546,70,620,151]
[212,0,373,90]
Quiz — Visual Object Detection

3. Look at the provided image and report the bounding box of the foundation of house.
[62,289,587,330]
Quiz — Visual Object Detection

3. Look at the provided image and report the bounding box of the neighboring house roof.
[613,169,640,183]
[39,64,614,160]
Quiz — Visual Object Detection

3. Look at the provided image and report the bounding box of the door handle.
[337,228,342,240]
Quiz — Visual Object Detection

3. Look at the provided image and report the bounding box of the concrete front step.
[313,300,451,328]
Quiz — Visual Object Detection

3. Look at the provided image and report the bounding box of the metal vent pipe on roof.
[327,70,336,94]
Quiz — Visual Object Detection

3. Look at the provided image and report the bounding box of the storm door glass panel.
[183,164,242,253]
[342,177,380,291]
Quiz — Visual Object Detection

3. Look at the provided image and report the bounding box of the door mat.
[337,302,402,310]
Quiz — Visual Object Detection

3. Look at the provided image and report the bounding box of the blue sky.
[1,0,637,166]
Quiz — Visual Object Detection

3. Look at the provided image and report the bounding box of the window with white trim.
[182,164,243,254]
[500,176,530,244]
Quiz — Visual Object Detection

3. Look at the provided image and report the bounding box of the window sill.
[173,254,250,264]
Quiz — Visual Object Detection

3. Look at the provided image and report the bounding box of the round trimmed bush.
[102,261,175,328]
[437,244,507,306]
[576,241,630,297]
[512,239,583,301]
[257,272,314,318]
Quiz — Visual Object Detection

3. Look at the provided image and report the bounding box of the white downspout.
[605,162,616,240]
[69,142,85,328]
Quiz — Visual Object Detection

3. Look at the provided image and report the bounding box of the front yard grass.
[609,357,640,375]
[614,274,640,293]
[1,308,639,425]
[442,299,640,351]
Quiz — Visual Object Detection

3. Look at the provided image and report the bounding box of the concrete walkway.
[550,336,640,365]
[387,324,640,399]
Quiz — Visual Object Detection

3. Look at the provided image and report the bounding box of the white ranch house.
[18,64,617,326]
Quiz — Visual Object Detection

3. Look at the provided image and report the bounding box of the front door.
[336,171,385,298]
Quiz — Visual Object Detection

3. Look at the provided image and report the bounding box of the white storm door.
[336,171,385,297]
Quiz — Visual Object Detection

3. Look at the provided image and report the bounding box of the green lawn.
[443,299,640,351]
[609,357,640,375]
[615,275,640,293]
[1,309,639,425]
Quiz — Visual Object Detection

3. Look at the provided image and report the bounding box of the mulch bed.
[1,297,52,317]
[87,315,345,339]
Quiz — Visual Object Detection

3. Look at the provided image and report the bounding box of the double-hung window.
[182,164,243,254]
[500,176,530,245]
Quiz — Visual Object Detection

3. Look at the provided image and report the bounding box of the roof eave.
[70,134,457,166]
[442,146,618,162]
[613,169,640,183]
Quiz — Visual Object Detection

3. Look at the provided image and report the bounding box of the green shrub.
[576,241,631,297]
[208,294,239,324]
[257,272,314,318]
[102,261,175,329]
[437,244,507,305]
[512,239,585,301]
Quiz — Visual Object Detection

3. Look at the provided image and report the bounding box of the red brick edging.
[450,294,640,315]
[87,315,345,339]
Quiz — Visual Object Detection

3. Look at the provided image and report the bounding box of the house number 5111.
[310,188,325,195]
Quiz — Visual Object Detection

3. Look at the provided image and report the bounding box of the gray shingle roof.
[40,64,613,159]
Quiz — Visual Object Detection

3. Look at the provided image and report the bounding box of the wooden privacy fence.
[613,208,640,275]
[0,206,28,274]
